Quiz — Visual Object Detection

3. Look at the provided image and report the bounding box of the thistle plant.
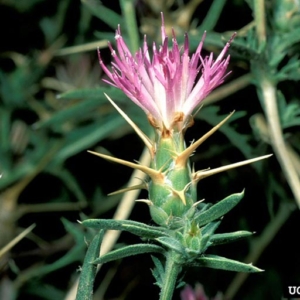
[76,13,271,300]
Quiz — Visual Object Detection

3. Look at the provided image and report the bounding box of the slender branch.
[253,0,266,48]
[17,202,85,216]
[0,224,36,258]
[159,252,182,300]
[55,40,107,56]
[261,76,300,208]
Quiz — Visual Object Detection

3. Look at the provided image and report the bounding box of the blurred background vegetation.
[0,0,300,299]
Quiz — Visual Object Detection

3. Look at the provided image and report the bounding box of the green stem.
[260,75,300,208]
[159,251,182,300]
[253,0,266,49]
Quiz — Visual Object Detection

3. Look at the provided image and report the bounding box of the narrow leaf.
[81,0,124,29]
[76,230,104,300]
[93,244,164,264]
[192,254,263,272]
[194,191,244,227]
[49,116,125,165]
[201,220,221,236]
[198,0,227,32]
[211,231,253,245]
[34,98,104,129]
[122,224,165,239]
[156,237,184,254]
[151,255,165,288]
[197,220,221,253]
[58,87,124,100]
[82,219,167,238]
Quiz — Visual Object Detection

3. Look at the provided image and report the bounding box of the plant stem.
[260,75,300,208]
[159,251,182,300]
[253,0,266,48]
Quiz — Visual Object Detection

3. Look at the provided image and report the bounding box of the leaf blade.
[93,244,164,264]
[76,230,104,300]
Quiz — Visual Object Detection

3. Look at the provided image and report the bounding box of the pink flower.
[180,283,223,300]
[99,13,234,135]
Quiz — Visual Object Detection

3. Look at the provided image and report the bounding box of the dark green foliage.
[76,230,104,300]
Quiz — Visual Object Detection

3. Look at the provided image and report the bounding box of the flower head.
[99,13,234,136]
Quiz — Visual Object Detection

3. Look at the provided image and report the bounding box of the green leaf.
[122,224,166,239]
[198,0,227,32]
[278,92,300,129]
[58,87,124,100]
[62,218,85,244]
[274,28,300,54]
[275,55,300,81]
[194,191,244,227]
[199,221,221,253]
[76,230,104,300]
[51,116,125,165]
[211,230,253,245]
[151,255,165,288]
[93,244,164,264]
[34,98,105,129]
[39,0,71,44]
[197,203,212,214]
[82,0,124,29]
[156,237,184,254]
[201,220,221,236]
[82,219,167,238]
[193,254,263,272]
